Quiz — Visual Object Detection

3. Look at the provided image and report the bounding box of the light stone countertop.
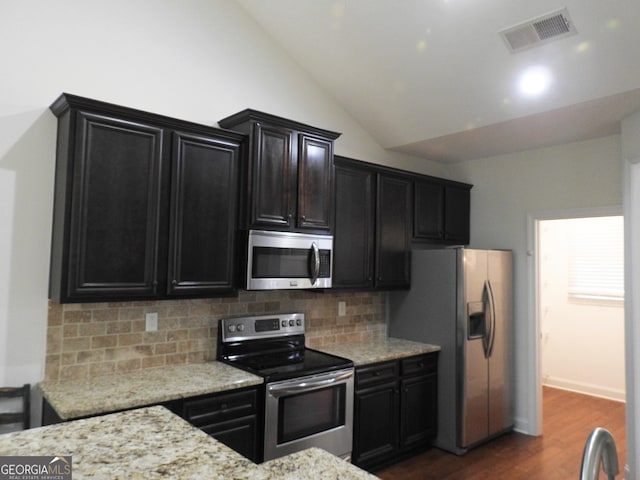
[262,447,379,480]
[317,337,440,366]
[0,406,378,480]
[39,362,263,420]
[0,406,266,480]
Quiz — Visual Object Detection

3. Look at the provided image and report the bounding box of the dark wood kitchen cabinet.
[333,157,410,290]
[181,387,261,462]
[333,161,375,289]
[375,172,412,289]
[218,109,340,234]
[352,361,400,469]
[353,352,438,472]
[399,354,438,451]
[167,131,240,296]
[413,178,471,245]
[49,93,244,303]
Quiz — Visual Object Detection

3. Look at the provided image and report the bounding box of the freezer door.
[487,250,513,436]
[460,249,489,448]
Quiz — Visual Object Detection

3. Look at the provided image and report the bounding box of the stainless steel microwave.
[245,230,333,290]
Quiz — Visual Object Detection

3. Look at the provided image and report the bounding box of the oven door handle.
[268,370,353,397]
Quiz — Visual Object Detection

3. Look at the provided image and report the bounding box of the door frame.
[526,205,622,436]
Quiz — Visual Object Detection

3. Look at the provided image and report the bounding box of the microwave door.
[246,230,332,290]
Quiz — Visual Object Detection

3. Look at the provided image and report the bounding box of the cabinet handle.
[301,215,306,222]
[417,362,424,368]
[172,280,177,286]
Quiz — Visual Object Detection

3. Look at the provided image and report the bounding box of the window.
[568,216,624,302]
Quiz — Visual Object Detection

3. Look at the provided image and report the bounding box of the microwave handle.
[310,242,320,286]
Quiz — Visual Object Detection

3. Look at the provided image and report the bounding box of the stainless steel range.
[217,313,354,462]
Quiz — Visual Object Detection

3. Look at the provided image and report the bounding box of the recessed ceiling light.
[518,66,553,96]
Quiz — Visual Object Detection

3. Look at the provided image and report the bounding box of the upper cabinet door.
[65,112,164,300]
[167,131,240,296]
[413,180,445,240]
[251,123,295,229]
[333,162,375,289]
[376,173,412,289]
[444,185,471,244]
[297,134,334,232]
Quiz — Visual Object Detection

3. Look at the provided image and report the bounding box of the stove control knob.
[281,320,287,327]
[296,318,302,326]
[228,324,236,333]
[237,324,245,332]
[289,319,295,327]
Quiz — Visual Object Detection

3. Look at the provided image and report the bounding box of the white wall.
[0,1,446,392]
[539,219,625,401]
[448,135,623,435]
[622,112,640,480]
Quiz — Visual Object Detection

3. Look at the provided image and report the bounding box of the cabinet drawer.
[182,389,257,427]
[401,353,438,377]
[200,415,259,462]
[355,361,399,388]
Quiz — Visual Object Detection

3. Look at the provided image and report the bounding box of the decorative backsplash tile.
[45,291,386,381]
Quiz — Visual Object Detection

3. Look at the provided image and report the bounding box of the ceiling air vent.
[500,8,577,53]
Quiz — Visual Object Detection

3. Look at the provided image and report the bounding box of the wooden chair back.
[0,384,30,430]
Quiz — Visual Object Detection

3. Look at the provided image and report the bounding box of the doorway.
[538,216,625,401]
[532,208,625,437]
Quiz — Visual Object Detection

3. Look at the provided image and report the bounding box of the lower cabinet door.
[400,374,438,450]
[353,381,399,469]
[202,415,259,462]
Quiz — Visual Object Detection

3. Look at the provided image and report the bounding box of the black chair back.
[0,384,30,430]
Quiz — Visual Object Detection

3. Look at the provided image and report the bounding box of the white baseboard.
[543,377,626,402]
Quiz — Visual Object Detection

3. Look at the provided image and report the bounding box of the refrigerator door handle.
[482,281,491,357]
[486,279,497,357]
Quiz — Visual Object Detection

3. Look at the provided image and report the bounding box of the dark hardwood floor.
[377,386,626,480]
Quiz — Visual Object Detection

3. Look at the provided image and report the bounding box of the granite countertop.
[318,337,440,366]
[0,406,377,480]
[39,362,263,420]
[262,447,378,480]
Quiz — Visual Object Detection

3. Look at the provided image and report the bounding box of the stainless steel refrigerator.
[388,248,513,455]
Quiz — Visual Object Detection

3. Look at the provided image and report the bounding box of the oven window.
[253,247,311,279]
[278,384,346,444]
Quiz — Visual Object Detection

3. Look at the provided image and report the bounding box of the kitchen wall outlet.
[338,301,346,317]
[145,312,158,332]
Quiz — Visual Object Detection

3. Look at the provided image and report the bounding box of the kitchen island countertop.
[317,337,440,366]
[0,405,377,480]
[39,361,263,420]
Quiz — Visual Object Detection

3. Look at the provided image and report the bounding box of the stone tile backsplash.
[45,290,386,381]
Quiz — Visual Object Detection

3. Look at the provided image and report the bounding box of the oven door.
[247,230,332,290]
[264,368,354,461]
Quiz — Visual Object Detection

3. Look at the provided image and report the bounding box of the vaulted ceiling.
[236,0,640,163]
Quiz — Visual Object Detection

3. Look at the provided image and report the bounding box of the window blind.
[568,216,624,301]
